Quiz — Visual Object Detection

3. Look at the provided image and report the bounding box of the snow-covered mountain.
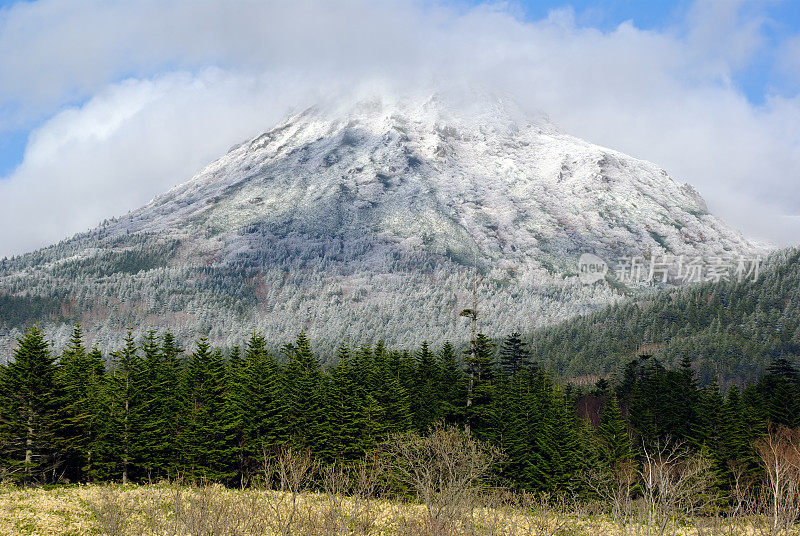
[0,93,761,356]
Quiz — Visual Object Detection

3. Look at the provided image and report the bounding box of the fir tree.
[137,331,182,480]
[100,331,144,484]
[283,333,324,451]
[181,337,237,482]
[238,332,286,473]
[0,327,62,484]
[530,388,585,494]
[467,333,498,440]
[321,346,369,461]
[56,324,106,482]
[368,347,411,437]
[499,332,531,378]
[437,341,465,424]
[410,341,441,431]
[761,355,800,427]
[597,395,633,470]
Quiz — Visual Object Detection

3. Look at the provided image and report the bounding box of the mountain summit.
[0,93,760,354]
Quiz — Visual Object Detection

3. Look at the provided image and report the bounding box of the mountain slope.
[0,94,761,355]
[531,247,799,384]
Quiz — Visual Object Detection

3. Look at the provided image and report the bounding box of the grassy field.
[0,482,780,536]
[0,482,620,536]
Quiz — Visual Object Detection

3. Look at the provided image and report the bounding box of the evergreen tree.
[283,333,324,451]
[499,332,531,378]
[181,337,236,482]
[99,331,144,484]
[238,332,286,473]
[467,333,498,440]
[530,388,585,494]
[437,341,465,424]
[0,327,62,484]
[321,346,369,461]
[137,331,182,480]
[760,355,800,427]
[367,347,411,437]
[56,324,106,482]
[410,341,441,431]
[498,369,553,491]
[597,395,633,470]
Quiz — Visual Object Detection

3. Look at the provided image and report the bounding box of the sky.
[0,0,799,257]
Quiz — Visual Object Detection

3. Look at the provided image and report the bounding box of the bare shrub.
[315,456,385,535]
[586,441,717,536]
[260,445,317,536]
[171,483,255,536]
[637,441,716,536]
[505,491,578,536]
[89,485,131,536]
[689,461,762,536]
[463,487,514,536]
[90,482,262,536]
[587,461,638,534]
[755,425,800,535]
[382,423,501,536]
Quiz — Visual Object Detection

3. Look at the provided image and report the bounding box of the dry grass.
[0,482,781,536]
[0,482,610,536]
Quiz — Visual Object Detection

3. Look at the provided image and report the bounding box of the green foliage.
[530,248,800,383]
[0,308,797,497]
[96,331,145,483]
[499,331,531,378]
[232,332,286,474]
[0,327,62,484]
[0,294,62,330]
[56,324,106,482]
[597,395,633,470]
[137,330,183,480]
[181,337,237,482]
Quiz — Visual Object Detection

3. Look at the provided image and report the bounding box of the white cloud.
[0,0,799,256]
[0,69,333,255]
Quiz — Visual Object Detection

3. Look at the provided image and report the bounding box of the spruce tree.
[467,333,498,440]
[499,332,531,378]
[597,395,633,470]
[98,331,144,484]
[761,355,800,427]
[322,346,368,461]
[437,341,465,424]
[283,333,324,451]
[0,327,62,484]
[137,331,182,480]
[238,332,286,473]
[499,368,542,488]
[531,388,585,494]
[56,324,106,482]
[181,337,236,482]
[367,347,411,437]
[411,341,441,431]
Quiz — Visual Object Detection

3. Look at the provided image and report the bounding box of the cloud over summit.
[0,0,799,256]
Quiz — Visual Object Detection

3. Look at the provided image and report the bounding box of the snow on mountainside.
[0,93,762,356]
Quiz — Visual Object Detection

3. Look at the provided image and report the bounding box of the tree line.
[0,324,798,499]
[532,248,800,384]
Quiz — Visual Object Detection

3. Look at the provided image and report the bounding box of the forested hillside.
[531,247,800,384]
[1,321,798,496]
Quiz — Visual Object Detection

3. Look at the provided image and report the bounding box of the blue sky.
[0,0,799,254]
[2,0,800,176]
[510,0,800,103]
